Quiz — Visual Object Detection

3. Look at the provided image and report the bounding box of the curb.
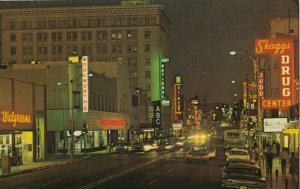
[0,161,75,179]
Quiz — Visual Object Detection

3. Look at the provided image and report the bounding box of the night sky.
[164,0,298,104]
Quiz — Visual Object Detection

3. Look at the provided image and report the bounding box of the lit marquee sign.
[1,111,31,128]
[100,118,125,129]
[242,81,247,108]
[255,39,294,109]
[161,63,166,100]
[174,83,182,115]
[258,71,264,98]
[82,56,89,113]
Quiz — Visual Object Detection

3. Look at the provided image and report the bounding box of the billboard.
[263,117,288,132]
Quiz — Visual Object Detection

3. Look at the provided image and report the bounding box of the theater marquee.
[255,39,294,109]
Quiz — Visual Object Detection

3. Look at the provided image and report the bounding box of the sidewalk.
[0,149,112,178]
[261,157,299,189]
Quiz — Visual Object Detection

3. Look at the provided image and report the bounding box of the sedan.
[222,158,258,178]
[221,163,266,189]
[226,148,250,162]
[114,142,130,153]
[185,146,210,162]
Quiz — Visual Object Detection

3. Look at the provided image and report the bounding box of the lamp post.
[230,50,262,150]
[135,87,149,123]
[57,82,67,155]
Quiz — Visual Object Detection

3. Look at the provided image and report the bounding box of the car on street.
[220,163,266,189]
[226,148,250,161]
[185,145,210,162]
[114,142,130,153]
[143,140,158,151]
[130,142,145,152]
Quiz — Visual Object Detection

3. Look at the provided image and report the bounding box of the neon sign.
[1,111,31,127]
[255,39,294,109]
[82,56,89,113]
[174,84,182,115]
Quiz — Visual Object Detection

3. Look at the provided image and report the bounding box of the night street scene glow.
[0,0,299,189]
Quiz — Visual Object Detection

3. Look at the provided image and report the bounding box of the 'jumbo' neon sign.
[1,111,31,127]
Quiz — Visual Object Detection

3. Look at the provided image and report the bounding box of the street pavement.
[260,157,299,189]
[0,150,111,178]
[1,149,299,189]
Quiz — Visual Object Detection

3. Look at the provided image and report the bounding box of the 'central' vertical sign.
[82,56,89,113]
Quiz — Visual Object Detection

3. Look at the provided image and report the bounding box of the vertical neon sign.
[82,56,89,113]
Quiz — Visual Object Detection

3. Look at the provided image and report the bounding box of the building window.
[97,44,107,54]
[146,84,151,91]
[73,91,80,108]
[145,70,151,79]
[10,21,16,29]
[127,44,137,53]
[144,44,150,52]
[111,30,122,40]
[114,18,122,25]
[151,17,156,24]
[52,46,63,55]
[112,44,117,53]
[37,32,48,42]
[96,31,107,40]
[81,31,92,41]
[132,95,139,107]
[10,33,16,42]
[145,57,151,65]
[72,19,77,27]
[52,32,62,41]
[144,30,150,39]
[10,47,16,55]
[23,47,33,55]
[37,46,47,55]
[67,32,77,41]
[144,17,150,25]
[22,33,33,42]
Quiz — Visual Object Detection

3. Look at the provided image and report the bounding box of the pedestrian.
[279,148,289,174]
[264,147,274,176]
[276,142,280,157]
[289,152,299,181]
[271,141,277,157]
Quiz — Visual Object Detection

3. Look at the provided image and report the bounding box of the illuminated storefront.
[0,77,46,165]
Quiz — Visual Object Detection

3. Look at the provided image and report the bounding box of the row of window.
[10,30,151,43]
[12,43,151,56]
[5,16,157,29]
[73,92,117,113]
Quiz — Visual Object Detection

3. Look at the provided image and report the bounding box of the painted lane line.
[148,178,158,186]
[78,158,162,189]
[43,179,61,187]
[167,168,175,173]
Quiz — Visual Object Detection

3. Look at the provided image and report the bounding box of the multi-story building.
[0,0,171,108]
[261,16,299,152]
[0,60,131,155]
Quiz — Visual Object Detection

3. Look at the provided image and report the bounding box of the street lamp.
[135,87,149,123]
[57,82,67,155]
[229,50,262,150]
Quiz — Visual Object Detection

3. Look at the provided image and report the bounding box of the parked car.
[185,145,210,162]
[222,158,257,178]
[221,163,266,189]
[224,145,245,156]
[226,148,250,162]
[114,142,130,153]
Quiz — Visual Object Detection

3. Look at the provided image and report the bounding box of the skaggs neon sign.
[1,111,31,127]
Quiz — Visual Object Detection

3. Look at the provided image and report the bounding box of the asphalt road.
[1,140,226,189]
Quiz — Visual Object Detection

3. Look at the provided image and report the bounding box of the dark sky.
[164,0,298,104]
